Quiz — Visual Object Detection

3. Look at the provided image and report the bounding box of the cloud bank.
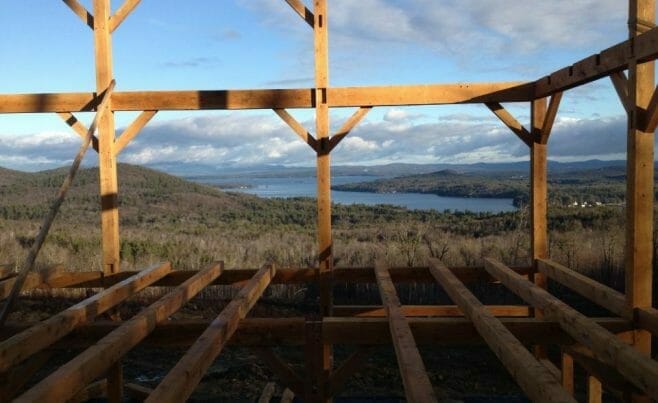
[0,111,637,171]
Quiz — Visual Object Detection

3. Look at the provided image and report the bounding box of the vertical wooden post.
[627,1,655,402]
[561,352,574,395]
[313,1,332,401]
[94,0,120,275]
[587,376,603,403]
[530,98,548,358]
[94,1,122,400]
[314,0,332,316]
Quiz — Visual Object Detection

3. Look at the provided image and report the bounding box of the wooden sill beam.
[14,262,223,403]
[0,266,68,299]
[374,261,437,403]
[0,82,533,114]
[429,259,574,402]
[0,262,172,372]
[534,26,658,98]
[333,304,531,318]
[484,258,658,400]
[2,317,632,348]
[40,266,534,288]
[146,264,276,402]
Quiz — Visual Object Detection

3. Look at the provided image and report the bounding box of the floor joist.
[429,259,575,402]
[374,261,437,403]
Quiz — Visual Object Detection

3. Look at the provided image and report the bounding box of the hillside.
[332,166,649,207]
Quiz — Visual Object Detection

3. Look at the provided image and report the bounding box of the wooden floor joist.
[374,260,438,403]
[14,262,223,402]
[429,259,575,402]
[0,262,172,372]
[484,258,658,399]
[537,258,658,335]
[146,264,276,403]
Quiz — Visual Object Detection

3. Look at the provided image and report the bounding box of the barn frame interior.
[0,0,657,401]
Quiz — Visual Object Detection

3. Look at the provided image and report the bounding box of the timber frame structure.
[0,1,657,402]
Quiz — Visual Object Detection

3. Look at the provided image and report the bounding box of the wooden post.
[314,1,332,401]
[627,2,655,402]
[314,0,332,316]
[93,0,120,275]
[530,98,548,359]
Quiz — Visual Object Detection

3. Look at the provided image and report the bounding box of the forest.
[0,163,649,297]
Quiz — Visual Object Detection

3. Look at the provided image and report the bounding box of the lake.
[190,175,517,213]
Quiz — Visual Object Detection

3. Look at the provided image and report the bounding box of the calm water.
[192,175,516,213]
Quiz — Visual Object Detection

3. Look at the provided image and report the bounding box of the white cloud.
[0,111,650,171]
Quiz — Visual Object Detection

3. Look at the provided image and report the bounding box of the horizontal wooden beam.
[2,317,631,348]
[333,305,531,318]
[484,258,658,400]
[47,266,534,288]
[0,262,172,372]
[430,259,574,402]
[0,82,533,114]
[534,26,658,98]
[0,266,68,299]
[15,262,223,402]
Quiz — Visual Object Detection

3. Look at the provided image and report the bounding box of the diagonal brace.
[610,72,631,114]
[283,0,314,28]
[485,102,533,147]
[252,347,305,397]
[273,109,319,151]
[109,0,142,33]
[641,84,658,132]
[539,92,563,144]
[58,112,100,152]
[115,110,157,155]
[62,0,94,29]
[329,107,372,152]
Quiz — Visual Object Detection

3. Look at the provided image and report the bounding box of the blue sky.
[0,0,650,170]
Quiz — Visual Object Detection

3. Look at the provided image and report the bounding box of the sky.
[0,0,652,171]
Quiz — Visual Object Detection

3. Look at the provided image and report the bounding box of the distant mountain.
[145,159,639,179]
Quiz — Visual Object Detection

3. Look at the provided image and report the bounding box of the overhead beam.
[484,258,658,400]
[374,261,438,402]
[146,264,275,402]
[114,110,157,154]
[0,83,534,114]
[485,102,533,147]
[429,259,575,402]
[0,262,172,372]
[109,0,141,32]
[283,0,314,27]
[14,262,223,402]
[534,26,658,98]
[62,0,94,29]
[57,112,100,152]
